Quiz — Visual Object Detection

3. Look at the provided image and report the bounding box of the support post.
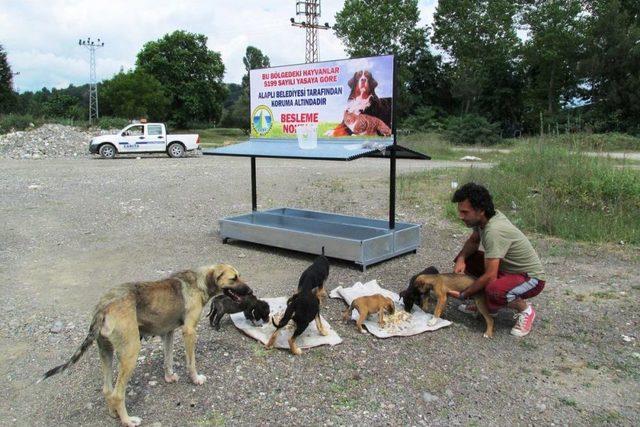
[389,145,396,230]
[251,157,257,211]
[389,54,397,231]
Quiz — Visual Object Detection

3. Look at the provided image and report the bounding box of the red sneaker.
[511,305,536,337]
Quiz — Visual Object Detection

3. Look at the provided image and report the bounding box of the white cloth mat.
[329,280,452,338]
[230,297,342,349]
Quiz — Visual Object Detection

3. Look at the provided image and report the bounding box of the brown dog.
[343,294,395,333]
[400,267,494,338]
[39,264,250,427]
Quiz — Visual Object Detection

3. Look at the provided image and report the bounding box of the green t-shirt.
[475,210,545,280]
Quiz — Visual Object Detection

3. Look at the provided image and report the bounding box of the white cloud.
[0,0,438,92]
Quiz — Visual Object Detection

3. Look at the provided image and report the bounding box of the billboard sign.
[250,55,394,140]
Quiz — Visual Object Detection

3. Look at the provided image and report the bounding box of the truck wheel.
[99,144,116,159]
[167,142,185,158]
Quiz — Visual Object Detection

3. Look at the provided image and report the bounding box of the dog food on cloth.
[230,297,342,350]
[330,280,452,338]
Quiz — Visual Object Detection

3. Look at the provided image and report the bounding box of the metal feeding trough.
[204,139,429,271]
[219,207,421,269]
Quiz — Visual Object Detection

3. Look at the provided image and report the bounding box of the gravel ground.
[0,155,638,426]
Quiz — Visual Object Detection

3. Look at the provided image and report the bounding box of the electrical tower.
[78,37,104,124]
[11,71,20,92]
[290,1,330,63]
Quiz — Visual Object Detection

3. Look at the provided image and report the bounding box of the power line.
[290,1,331,63]
[78,37,104,124]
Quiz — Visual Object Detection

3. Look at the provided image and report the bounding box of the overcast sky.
[0,1,437,93]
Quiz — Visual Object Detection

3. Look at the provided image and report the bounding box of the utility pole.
[11,71,20,92]
[290,1,330,63]
[78,37,104,124]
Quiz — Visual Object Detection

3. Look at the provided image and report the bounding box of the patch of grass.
[592,410,622,424]
[329,379,360,410]
[0,113,37,133]
[328,178,346,193]
[252,342,268,357]
[197,410,226,426]
[450,142,640,244]
[334,396,357,409]
[559,397,578,407]
[541,368,552,376]
[547,241,573,257]
[591,291,618,300]
[397,169,459,215]
[183,127,247,148]
[586,361,600,370]
[397,132,458,160]
[612,359,640,380]
[505,133,640,152]
[519,340,538,350]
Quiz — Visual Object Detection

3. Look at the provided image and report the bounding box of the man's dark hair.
[451,182,496,218]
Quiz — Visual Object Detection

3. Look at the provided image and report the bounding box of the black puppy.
[266,256,330,355]
[399,266,440,312]
[207,294,270,330]
[297,255,330,304]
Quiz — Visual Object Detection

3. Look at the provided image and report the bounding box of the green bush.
[97,116,130,130]
[401,106,444,132]
[0,113,36,134]
[444,114,501,145]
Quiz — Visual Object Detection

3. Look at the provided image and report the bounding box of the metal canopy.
[202,138,430,161]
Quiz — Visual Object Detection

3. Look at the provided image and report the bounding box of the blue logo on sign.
[252,105,273,135]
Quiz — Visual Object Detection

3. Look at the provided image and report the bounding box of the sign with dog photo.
[250,55,394,139]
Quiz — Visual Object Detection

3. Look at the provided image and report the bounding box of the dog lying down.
[207,293,270,330]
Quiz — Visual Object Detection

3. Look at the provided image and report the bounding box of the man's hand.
[447,290,462,299]
[454,257,466,274]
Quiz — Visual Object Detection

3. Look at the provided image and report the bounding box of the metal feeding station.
[204,55,429,270]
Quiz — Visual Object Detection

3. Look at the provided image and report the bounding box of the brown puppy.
[400,267,494,338]
[343,294,395,333]
[39,264,250,427]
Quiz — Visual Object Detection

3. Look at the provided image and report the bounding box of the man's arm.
[454,230,481,274]
[460,258,500,298]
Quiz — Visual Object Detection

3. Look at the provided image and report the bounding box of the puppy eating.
[342,294,395,333]
[297,254,329,304]
[266,256,330,355]
[207,293,270,330]
[400,266,494,338]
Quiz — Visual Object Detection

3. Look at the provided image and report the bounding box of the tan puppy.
[343,294,395,333]
[40,264,250,427]
[400,268,494,338]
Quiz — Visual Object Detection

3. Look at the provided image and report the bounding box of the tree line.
[1,0,638,136]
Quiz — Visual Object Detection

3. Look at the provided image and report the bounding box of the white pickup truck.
[89,123,200,158]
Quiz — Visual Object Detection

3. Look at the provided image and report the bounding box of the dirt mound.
[0,124,99,159]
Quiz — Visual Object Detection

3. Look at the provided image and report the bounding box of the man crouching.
[450,183,546,337]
